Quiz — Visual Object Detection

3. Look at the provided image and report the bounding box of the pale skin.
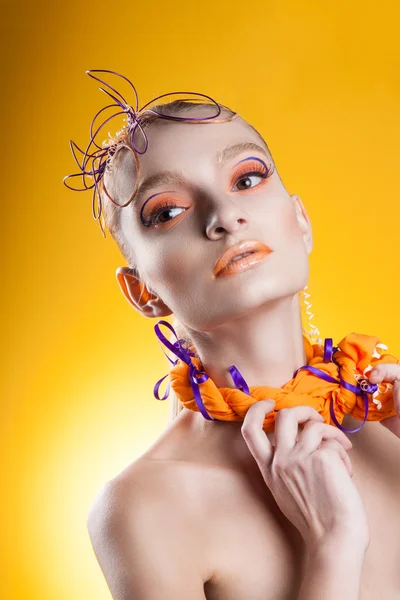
[88,112,400,599]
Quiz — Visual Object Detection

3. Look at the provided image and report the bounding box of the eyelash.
[141,162,273,228]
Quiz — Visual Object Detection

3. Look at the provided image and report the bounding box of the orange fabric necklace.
[153,320,399,434]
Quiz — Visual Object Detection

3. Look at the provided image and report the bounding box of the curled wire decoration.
[301,284,323,346]
[63,69,239,237]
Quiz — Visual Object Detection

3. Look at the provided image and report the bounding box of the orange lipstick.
[213,240,272,278]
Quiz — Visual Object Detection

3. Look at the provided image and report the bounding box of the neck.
[188,293,308,389]
[172,293,312,471]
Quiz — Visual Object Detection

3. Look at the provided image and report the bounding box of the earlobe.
[115,266,173,318]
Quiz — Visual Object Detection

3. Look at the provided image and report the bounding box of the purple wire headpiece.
[62,69,239,237]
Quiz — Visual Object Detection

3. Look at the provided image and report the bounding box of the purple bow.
[153,320,216,421]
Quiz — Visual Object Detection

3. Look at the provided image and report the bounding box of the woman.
[65,70,400,599]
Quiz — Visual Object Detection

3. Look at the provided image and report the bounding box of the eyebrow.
[133,142,270,205]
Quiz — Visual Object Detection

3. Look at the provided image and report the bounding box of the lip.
[213,240,273,277]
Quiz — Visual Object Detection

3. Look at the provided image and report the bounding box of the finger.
[370,363,400,414]
[317,438,353,478]
[369,363,400,384]
[296,421,352,456]
[241,399,276,467]
[274,406,324,454]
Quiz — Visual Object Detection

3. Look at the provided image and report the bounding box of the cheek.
[270,201,309,282]
[281,201,301,235]
[266,200,302,249]
[138,242,192,294]
[277,203,310,277]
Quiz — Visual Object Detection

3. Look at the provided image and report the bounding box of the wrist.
[299,537,367,600]
[307,533,368,564]
[307,521,370,558]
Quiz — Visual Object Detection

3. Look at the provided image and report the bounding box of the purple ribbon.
[293,338,378,433]
[153,320,216,421]
[153,324,378,433]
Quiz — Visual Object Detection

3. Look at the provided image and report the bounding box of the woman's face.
[117,114,312,332]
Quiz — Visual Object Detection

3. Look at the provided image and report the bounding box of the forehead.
[136,115,267,177]
[107,115,271,206]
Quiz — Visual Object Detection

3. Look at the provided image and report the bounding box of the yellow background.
[2,0,400,598]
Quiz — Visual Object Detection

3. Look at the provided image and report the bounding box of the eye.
[141,201,186,228]
[233,171,267,191]
[231,158,273,192]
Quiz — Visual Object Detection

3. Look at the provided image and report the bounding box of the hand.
[369,363,400,437]
[241,400,370,551]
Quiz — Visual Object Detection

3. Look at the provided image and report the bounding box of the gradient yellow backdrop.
[2,0,400,598]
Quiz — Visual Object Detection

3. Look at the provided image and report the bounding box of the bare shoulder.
[87,457,212,599]
[88,456,211,530]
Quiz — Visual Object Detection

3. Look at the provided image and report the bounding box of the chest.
[201,425,400,600]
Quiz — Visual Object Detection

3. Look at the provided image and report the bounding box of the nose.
[204,199,250,239]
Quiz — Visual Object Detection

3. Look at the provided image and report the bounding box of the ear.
[290,194,313,254]
[116,266,173,319]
